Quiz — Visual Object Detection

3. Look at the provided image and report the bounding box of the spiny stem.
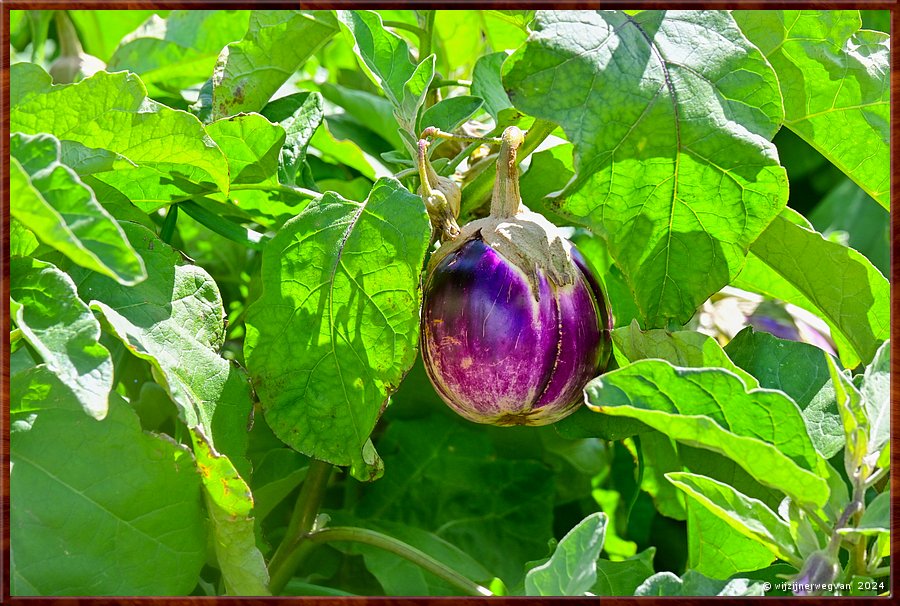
[267,460,334,595]
[306,526,493,597]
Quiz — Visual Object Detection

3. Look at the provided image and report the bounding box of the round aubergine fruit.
[420,127,612,426]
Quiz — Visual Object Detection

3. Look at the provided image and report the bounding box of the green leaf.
[633,432,686,520]
[525,512,608,596]
[809,179,889,277]
[567,227,642,329]
[686,502,778,579]
[667,472,799,565]
[420,95,484,133]
[10,258,112,420]
[319,83,404,152]
[725,327,843,458]
[338,10,421,110]
[309,120,381,181]
[70,221,252,465]
[10,64,230,200]
[725,327,831,409]
[555,405,652,442]
[733,10,889,209]
[190,430,269,596]
[244,178,430,478]
[735,212,889,370]
[585,359,830,509]
[825,354,869,476]
[67,10,160,62]
[612,320,759,388]
[10,218,39,257]
[503,10,787,326]
[337,10,435,153]
[206,113,285,186]
[10,370,206,596]
[635,569,766,596]
[107,10,252,93]
[260,92,325,187]
[355,416,556,585]
[211,10,338,119]
[10,133,146,285]
[592,548,656,596]
[860,340,889,457]
[471,51,516,122]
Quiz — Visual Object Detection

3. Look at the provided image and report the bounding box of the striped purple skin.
[422,237,609,426]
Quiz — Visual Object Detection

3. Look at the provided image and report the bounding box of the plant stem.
[863,465,888,488]
[54,10,82,57]
[870,566,890,578]
[231,182,319,200]
[267,459,334,595]
[179,200,268,251]
[432,79,472,89]
[306,526,493,597]
[159,205,179,244]
[382,20,427,39]
[459,118,557,218]
[418,10,437,108]
[444,125,504,174]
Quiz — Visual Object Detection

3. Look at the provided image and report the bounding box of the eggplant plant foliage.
[8,8,891,598]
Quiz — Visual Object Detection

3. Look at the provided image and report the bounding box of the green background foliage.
[9,7,890,598]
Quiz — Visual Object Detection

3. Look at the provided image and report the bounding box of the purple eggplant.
[420,127,612,426]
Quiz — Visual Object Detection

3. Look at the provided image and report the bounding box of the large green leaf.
[725,328,843,458]
[206,113,285,186]
[612,320,759,388]
[667,472,799,565]
[211,10,337,119]
[67,10,160,62]
[10,133,146,285]
[243,178,430,478]
[584,359,829,509]
[190,430,269,596]
[503,10,787,326]
[10,64,229,201]
[734,212,889,369]
[525,512,608,596]
[70,222,252,466]
[355,416,556,585]
[733,10,890,209]
[10,258,112,420]
[108,10,251,93]
[10,369,206,596]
